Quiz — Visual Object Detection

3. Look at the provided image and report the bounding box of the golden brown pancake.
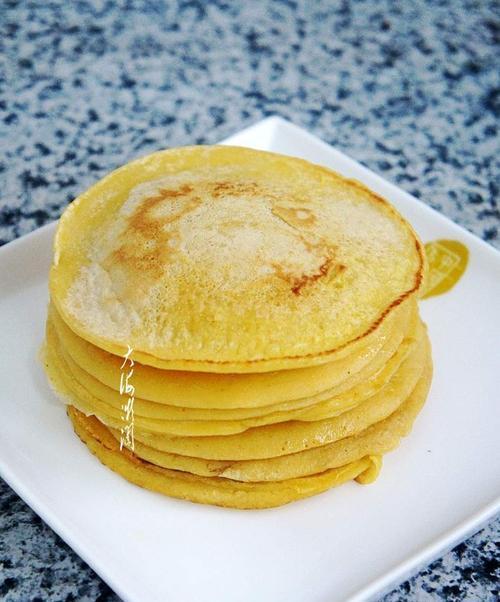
[68,406,381,509]
[50,146,425,373]
[42,145,433,509]
[103,351,431,482]
[109,328,428,460]
[48,299,415,410]
[44,315,421,436]
[64,351,431,508]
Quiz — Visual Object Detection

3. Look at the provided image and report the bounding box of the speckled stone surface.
[0,0,499,600]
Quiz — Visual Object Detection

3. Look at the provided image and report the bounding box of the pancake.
[42,145,433,509]
[50,316,417,426]
[103,350,431,481]
[49,299,415,410]
[44,325,260,437]
[122,327,427,460]
[44,315,421,436]
[220,348,432,481]
[56,325,413,422]
[68,405,381,509]
[50,145,425,373]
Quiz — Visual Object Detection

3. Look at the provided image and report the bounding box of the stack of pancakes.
[43,146,432,509]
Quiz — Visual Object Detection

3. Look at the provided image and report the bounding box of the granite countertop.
[0,0,499,600]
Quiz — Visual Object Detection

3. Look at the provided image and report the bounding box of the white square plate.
[1,117,499,602]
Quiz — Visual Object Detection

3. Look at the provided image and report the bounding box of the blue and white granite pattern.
[0,0,499,600]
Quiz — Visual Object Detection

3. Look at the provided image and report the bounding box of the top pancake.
[50,146,425,373]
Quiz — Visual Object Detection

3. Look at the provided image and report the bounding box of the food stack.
[43,146,432,509]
